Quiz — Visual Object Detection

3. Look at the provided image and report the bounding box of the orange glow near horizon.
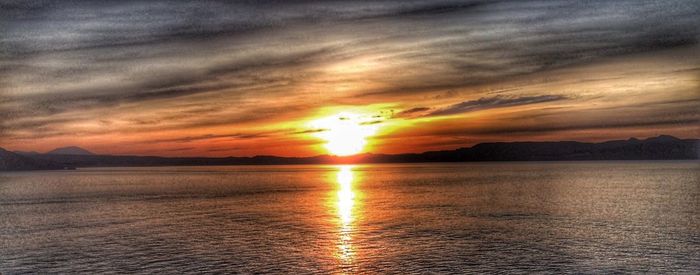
[1,47,697,157]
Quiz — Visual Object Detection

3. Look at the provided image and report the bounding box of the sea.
[1,161,698,274]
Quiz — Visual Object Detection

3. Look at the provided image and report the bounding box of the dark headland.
[45,146,95,156]
[1,135,698,171]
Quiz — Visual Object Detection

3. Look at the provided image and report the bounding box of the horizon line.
[6,134,697,159]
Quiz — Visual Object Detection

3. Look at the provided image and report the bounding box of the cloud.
[166,147,195,152]
[395,98,700,139]
[144,132,276,144]
[394,107,431,118]
[360,120,383,125]
[1,0,698,154]
[472,118,700,136]
[293,129,328,135]
[427,95,569,116]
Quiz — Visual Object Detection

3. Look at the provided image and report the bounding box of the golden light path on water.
[335,165,356,267]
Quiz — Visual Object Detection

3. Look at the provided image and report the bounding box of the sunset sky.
[1,0,699,157]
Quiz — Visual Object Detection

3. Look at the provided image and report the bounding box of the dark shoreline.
[2,135,697,171]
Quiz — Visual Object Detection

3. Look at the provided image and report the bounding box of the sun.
[309,112,380,156]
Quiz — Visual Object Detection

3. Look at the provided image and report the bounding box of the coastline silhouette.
[2,135,697,171]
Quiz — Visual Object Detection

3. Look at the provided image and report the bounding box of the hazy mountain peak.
[647,135,680,142]
[14,150,40,156]
[0,147,65,171]
[46,146,94,155]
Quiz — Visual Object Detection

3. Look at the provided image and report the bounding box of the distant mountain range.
[1,135,698,171]
[45,146,95,155]
[0,148,67,171]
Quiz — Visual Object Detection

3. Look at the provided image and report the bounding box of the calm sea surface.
[1,162,698,274]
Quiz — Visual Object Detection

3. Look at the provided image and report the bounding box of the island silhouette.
[1,135,697,171]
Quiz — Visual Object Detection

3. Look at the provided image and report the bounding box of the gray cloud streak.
[428,95,569,116]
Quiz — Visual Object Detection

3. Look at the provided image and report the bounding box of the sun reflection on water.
[337,166,355,225]
[335,165,356,267]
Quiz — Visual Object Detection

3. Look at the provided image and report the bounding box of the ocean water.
[1,162,698,274]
